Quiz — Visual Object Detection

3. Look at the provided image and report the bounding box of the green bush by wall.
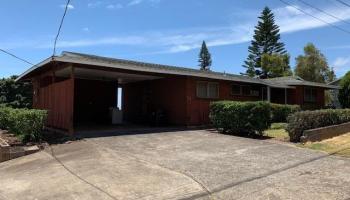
[0,106,47,142]
[287,109,350,142]
[270,103,301,122]
[210,101,271,135]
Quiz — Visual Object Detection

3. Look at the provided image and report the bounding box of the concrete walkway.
[1,129,350,200]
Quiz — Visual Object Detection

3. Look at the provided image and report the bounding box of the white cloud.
[42,36,148,48]
[274,4,350,34]
[88,1,102,8]
[333,57,350,73]
[82,27,90,32]
[128,0,161,6]
[106,4,123,9]
[60,4,74,10]
[128,0,143,6]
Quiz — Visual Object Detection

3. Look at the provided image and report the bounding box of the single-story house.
[16,52,338,134]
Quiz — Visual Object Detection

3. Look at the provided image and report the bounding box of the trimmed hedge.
[0,105,11,130]
[0,106,47,142]
[287,109,350,142]
[270,103,300,122]
[210,101,271,135]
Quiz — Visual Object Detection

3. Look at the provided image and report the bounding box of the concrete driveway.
[1,129,350,200]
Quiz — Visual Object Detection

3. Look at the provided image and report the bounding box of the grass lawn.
[264,123,289,141]
[300,133,350,158]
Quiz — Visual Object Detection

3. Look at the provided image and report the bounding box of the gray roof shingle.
[16,51,338,89]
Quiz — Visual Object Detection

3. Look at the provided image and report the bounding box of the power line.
[335,0,350,8]
[53,0,71,56]
[278,0,350,35]
[0,0,72,68]
[297,0,350,26]
[0,49,34,66]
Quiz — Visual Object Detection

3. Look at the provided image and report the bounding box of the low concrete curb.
[301,122,350,143]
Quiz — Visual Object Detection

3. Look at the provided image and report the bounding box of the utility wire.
[0,49,34,66]
[0,0,72,68]
[297,0,350,26]
[278,0,350,35]
[53,0,71,56]
[335,0,350,8]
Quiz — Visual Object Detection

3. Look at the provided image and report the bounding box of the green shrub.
[0,105,11,129]
[270,103,301,122]
[287,109,350,142]
[339,71,350,108]
[210,101,271,135]
[0,106,47,142]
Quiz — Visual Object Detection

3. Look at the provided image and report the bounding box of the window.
[231,84,260,96]
[242,86,251,96]
[208,83,219,98]
[196,82,219,98]
[197,82,207,98]
[304,87,317,102]
[231,85,241,95]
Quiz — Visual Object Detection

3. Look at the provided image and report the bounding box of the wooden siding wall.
[122,77,187,125]
[293,86,325,109]
[185,77,264,125]
[32,75,74,132]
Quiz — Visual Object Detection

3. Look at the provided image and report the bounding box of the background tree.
[0,75,32,108]
[242,6,289,78]
[198,41,212,71]
[295,43,335,83]
[260,54,292,78]
[339,71,350,108]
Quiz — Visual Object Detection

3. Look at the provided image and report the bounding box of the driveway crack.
[86,140,219,200]
[47,145,119,200]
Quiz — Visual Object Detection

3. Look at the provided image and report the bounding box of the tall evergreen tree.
[198,41,212,71]
[242,7,288,78]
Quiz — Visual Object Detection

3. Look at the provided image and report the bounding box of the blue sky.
[1,0,350,78]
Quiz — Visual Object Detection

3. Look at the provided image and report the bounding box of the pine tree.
[242,7,288,78]
[199,41,212,71]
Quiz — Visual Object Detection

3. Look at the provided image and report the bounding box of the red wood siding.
[122,77,187,125]
[185,77,264,125]
[32,75,74,132]
[294,86,325,109]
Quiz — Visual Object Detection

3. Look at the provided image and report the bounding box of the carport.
[58,67,163,127]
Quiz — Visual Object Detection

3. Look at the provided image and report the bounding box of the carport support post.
[68,66,75,135]
[267,86,271,102]
[285,88,287,104]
